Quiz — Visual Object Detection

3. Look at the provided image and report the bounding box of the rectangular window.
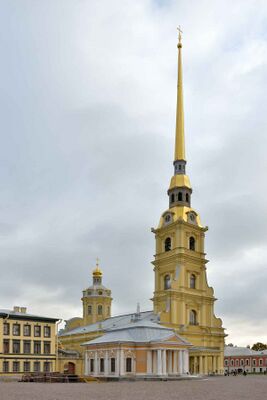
[34,361,40,372]
[13,324,20,336]
[246,359,250,366]
[13,361,20,373]
[111,358,116,373]
[23,324,31,337]
[100,358,104,373]
[88,306,92,315]
[126,358,132,373]
[253,359,256,366]
[44,326,51,338]
[90,359,94,373]
[34,326,41,337]
[24,361,30,372]
[34,341,41,354]
[259,359,263,366]
[44,342,51,354]
[44,362,51,372]
[12,340,20,354]
[3,323,10,335]
[23,340,31,354]
[3,340,10,353]
[3,361,9,373]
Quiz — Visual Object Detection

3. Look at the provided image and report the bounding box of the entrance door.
[67,362,75,374]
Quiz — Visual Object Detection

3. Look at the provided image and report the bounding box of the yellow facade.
[82,263,112,325]
[0,307,58,375]
[151,32,225,374]
[58,264,112,373]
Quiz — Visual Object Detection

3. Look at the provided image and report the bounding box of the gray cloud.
[0,0,267,346]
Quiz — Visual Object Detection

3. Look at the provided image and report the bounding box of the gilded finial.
[177,25,183,48]
[93,257,103,277]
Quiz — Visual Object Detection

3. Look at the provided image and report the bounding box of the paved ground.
[1,376,267,400]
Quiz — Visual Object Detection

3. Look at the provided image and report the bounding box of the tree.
[251,342,267,351]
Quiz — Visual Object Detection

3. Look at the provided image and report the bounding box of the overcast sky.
[0,0,267,346]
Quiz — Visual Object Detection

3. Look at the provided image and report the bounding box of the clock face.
[189,213,195,222]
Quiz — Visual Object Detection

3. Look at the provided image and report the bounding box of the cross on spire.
[177,25,183,45]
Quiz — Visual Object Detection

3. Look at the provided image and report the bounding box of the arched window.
[165,214,171,223]
[98,305,103,315]
[88,305,92,315]
[164,275,171,290]
[190,274,196,289]
[171,194,175,203]
[186,193,189,202]
[178,192,183,201]
[189,310,197,325]
[164,237,171,252]
[189,236,195,251]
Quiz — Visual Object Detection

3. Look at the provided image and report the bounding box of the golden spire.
[174,26,186,161]
[92,257,103,277]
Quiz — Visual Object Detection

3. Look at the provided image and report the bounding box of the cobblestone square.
[1,376,267,400]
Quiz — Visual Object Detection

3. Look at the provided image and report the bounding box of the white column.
[147,350,152,374]
[120,349,124,376]
[116,349,120,376]
[162,349,167,375]
[157,350,162,375]
[183,350,189,374]
[204,356,208,374]
[94,351,98,376]
[199,356,203,374]
[173,351,178,374]
[211,356,216,373]
[178,350,183,374]
[168,351,173,374]
[104,351,109,376]
[84,351,88,375]
[152,350,157,374]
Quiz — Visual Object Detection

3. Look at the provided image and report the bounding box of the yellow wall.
[152,205,225,373]
[0,315,57,374]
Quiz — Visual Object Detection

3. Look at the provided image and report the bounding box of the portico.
[82,319,191,379]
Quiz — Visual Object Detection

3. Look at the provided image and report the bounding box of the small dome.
[92,259,103,277]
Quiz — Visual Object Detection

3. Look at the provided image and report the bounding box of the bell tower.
[151,29,226,374]
[82,260,112,325]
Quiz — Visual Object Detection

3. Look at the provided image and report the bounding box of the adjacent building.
[0,307,58,375]
[224,346,267,374]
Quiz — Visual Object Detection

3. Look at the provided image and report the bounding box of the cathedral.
[58,32,225,377]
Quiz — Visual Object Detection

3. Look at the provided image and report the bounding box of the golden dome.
[92,258,103,277]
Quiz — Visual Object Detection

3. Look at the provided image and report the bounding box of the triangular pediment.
[161,333,191,346]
